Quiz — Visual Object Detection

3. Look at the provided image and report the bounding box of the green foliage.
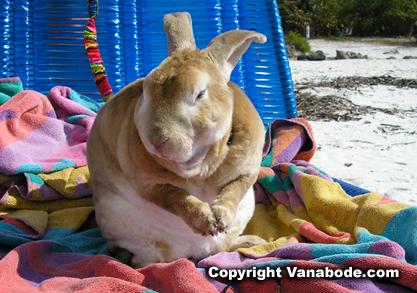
[308,0,345,37]
[278,0,417,37]
[279,2,311,34]
[285,31,311,53]
[278,0,345,37]
[338,0,417,36]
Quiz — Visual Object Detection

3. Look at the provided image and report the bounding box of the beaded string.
[84,0,113,102]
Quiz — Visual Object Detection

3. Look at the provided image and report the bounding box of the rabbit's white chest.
[186,185,221,204]
[95,183,255,265]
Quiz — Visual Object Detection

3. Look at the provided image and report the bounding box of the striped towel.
[200,118,417,292]
[0,78,103,175]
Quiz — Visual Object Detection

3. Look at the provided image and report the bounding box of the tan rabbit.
[87,12,266,268]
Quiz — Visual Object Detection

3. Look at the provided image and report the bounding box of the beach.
[289,38,417,205]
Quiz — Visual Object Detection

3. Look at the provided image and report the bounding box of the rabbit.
[87,12,267,268]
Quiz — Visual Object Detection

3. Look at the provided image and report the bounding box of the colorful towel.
[0,79,103,175]
[0,240,218,293]
[0,78,97,256]
[0,80,416,292]
[198,118,417,290]
[0,77,23,105]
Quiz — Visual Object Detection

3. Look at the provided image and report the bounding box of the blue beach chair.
[1,0,297,126]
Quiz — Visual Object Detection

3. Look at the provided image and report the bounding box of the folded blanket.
[0,80,416,292]
[0,77,23,105]
[0,79,97,256]
[0,79,103,175]
[0,169,95,255]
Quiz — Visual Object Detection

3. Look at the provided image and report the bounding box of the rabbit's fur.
[87,12,266,268]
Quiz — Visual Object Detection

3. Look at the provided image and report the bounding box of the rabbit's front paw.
[186,203,219,236]
[211,205,234,234]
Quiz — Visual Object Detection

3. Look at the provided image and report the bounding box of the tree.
[278,1,311,34]
[278,0,344,37]
[395,0,417,36]
[338,0,417,36]
[308,0,344,36]
[278,0,417,37]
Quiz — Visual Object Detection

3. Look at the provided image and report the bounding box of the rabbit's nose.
[153,137,170,158]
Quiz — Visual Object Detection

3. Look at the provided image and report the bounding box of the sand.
[289,38,417,205]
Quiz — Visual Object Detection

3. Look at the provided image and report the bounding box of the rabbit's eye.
[196,90,206,100]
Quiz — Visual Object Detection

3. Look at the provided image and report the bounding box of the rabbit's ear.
[164,12,196,56]
[203,30,266,81]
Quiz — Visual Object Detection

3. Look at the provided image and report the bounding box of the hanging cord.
[84,0,113,102]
